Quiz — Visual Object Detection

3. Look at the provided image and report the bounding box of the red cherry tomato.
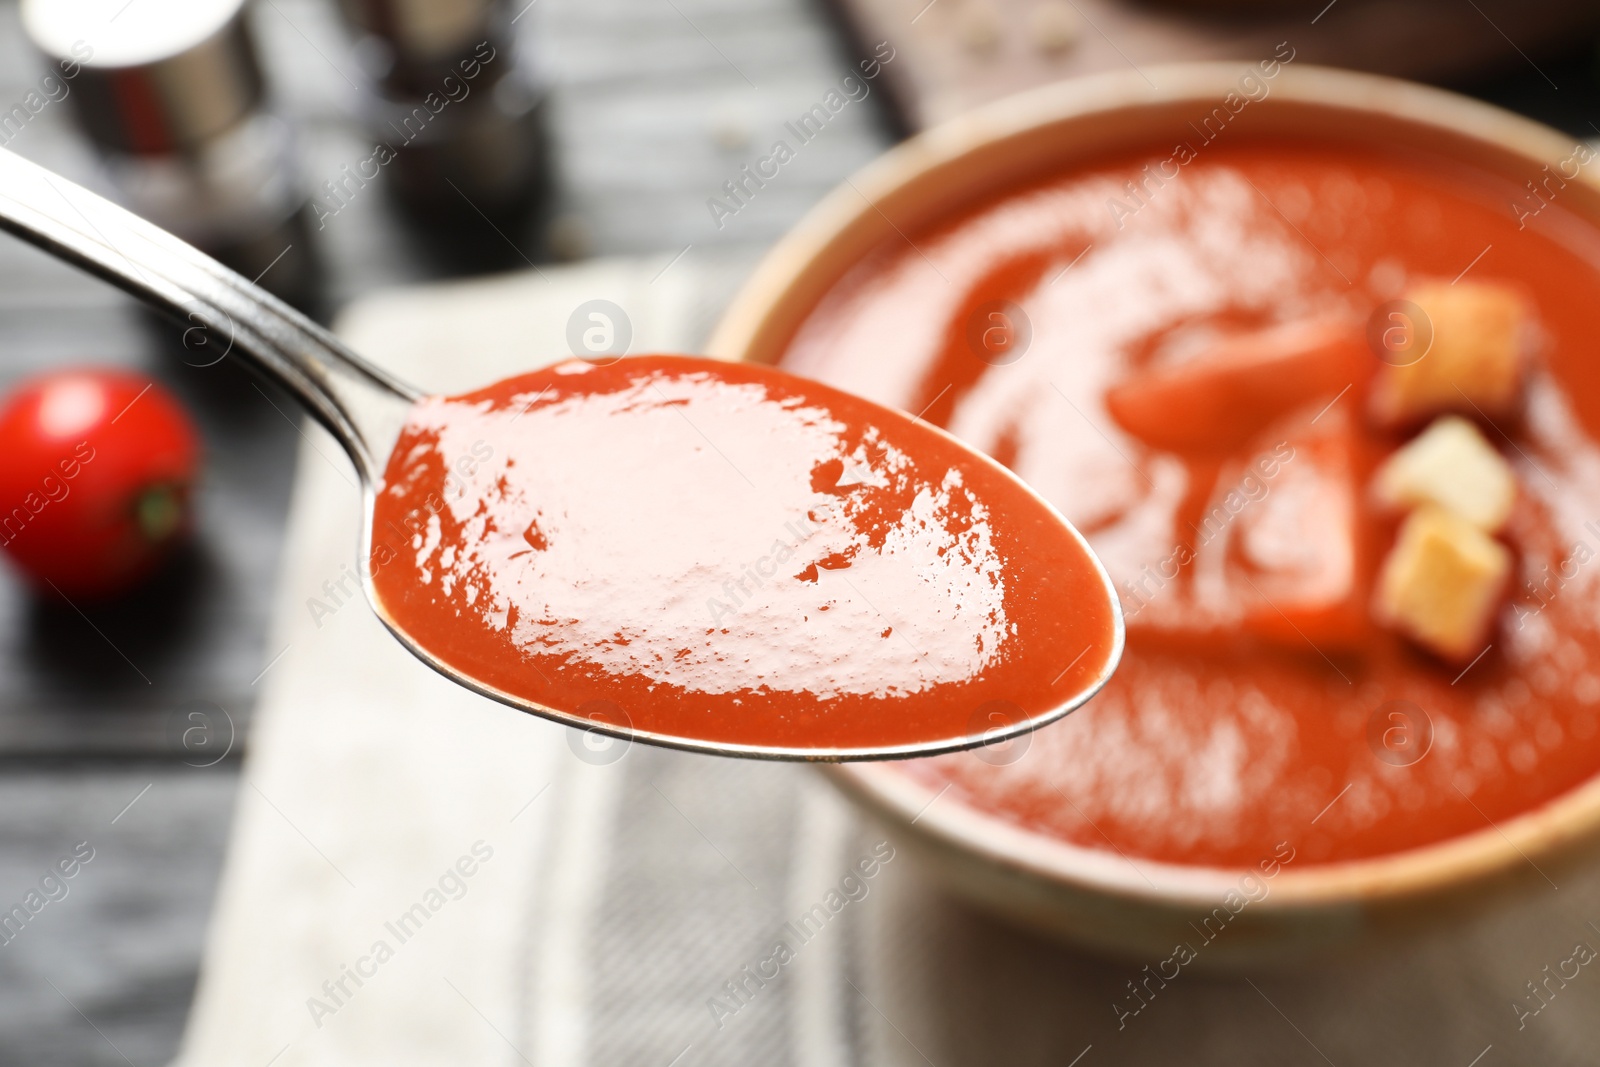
[0,368,200,598]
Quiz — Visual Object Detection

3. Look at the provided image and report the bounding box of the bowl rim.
[707,61,1600,910]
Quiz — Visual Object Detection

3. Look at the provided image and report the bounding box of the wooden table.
[0,0,1593,1061]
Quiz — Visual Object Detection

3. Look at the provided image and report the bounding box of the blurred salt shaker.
[21,0,317,307]
[332,0,546,220]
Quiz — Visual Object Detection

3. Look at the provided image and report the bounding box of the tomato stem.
[136,484,185,543]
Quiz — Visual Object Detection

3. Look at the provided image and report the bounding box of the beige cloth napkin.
[172,255,748,1067]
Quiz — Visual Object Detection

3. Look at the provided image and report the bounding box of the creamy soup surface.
[780,142,1600,865]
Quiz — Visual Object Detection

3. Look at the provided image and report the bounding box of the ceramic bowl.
[707,63,1600,964]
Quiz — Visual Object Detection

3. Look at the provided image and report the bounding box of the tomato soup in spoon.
[368,355,1121,756]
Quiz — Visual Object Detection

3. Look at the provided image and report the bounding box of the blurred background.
[4,0,1600,1063]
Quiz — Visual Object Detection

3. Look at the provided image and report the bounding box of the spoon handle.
[0,147,419,483]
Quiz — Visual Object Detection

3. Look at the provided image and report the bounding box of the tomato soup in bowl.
[709,65,1600,961]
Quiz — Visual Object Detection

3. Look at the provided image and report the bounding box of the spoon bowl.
[0,147,1124,760]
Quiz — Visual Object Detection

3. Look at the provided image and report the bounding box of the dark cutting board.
[827,0,1600,131]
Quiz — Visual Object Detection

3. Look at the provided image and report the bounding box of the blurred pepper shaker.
[21,0,318,308]
[333,0,546,220]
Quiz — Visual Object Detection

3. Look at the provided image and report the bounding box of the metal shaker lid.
[335,0,501,67]
[22,0,265,155]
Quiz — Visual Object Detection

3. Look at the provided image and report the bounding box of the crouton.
[1371,415,1516,532]
[1106,317,1364,452]
[1374,506,1510,662]
[1369,281,1528,427]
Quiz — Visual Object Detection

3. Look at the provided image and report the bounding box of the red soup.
[780,142,1600,865]
[368,356,1118,753]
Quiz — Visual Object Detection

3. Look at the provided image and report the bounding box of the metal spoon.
[0,147,1124,761]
